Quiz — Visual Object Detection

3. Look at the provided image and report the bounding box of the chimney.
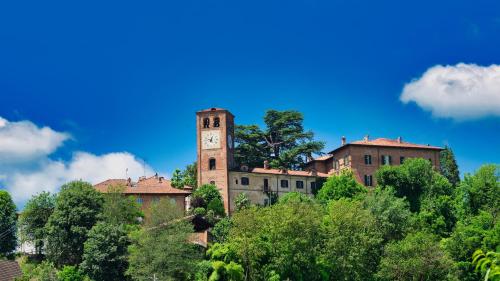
[341,136,346,146]
[127,177,132,186]
[159,176,164,183]
[397,136,402,143]
[263,160,270,169]
[154,172,158,179]
[364,135,369,142]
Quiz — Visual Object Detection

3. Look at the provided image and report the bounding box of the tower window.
[209,158,216,170]
[203,118,210,128]
[241,177,249,185]
[213,117,220,127]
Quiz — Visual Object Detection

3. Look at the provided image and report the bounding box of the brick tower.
[196,108,235,214]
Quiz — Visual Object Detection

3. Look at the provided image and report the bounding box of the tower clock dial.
[201,130,221,149]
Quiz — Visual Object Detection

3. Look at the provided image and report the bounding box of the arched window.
[213,117,220,127]
[203,118,210,128]
[209,158,216,170]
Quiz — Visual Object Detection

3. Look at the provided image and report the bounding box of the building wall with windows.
[310,140,441,187]
[227,171,321,213]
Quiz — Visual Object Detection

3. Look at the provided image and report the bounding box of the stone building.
[305,136,442,187]
[94,175,192,212]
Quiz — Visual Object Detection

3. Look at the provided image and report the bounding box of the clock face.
[201,130,221,150]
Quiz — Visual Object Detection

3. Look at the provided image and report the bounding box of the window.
[381,155,392,165]
[400,156,405,164]
[203,118,210,128]
[235,179,238,184]
[364,154,372,165]
[280,180,289,188]
[213,117,220,127]
[344,155,350,166]
[364,175,373,186]
[241,177,249,185]
[311,181,318,193]
[136,197,143,204]
[210,181,215,185]
[296,180,304,189]
[263,178,269,188]
[209,158,216,170]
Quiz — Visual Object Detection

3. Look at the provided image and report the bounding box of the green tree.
[440,146,460,187]
[277,191,315,204]
[472,249,500,281]
[444,211,498,281]
[212,217,233,244]
[455,164,499,219]
[362,187,412,242]
[80,222,129,281]
[234,193,250,211]
[45,181,104,267]
[19,192,55,258]
[316,170,367,203]
[377,232,456,281]
[171,168,184,188]
[234,110,324,169]
[101,184,142,225]
[191,184,225,217]
[376,158,453,212]
[57,266,85,281]
[182,161,198,188]
[127,198,202,280]
[229,202,325,280]
[321,199,383,280]
[0,190,17,258]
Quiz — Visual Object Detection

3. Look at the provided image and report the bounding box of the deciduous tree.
[0,190,17,258]
[440,146,460,187]
[45,181,104,267]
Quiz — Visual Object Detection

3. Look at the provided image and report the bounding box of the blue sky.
[0,0,499,205]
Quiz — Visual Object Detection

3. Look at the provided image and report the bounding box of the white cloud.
[0,117,69,163]
[6,152,154,203]
[400,63,500,120]
[0,116,155,205]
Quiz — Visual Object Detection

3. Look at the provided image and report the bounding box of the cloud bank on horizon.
[0,117,154,206]
[401,63,500,121]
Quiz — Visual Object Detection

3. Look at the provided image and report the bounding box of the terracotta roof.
[94,176,192,195]
[307,154,333,163]
[249,167,329,178]
[0,260,22,281]
[329,138,442,153]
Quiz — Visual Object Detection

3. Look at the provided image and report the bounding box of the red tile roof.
[328,138,442,154]
[94,176,192,195]
[249,167,329,178]
[0,260,22,281]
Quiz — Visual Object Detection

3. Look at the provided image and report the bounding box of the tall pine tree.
[440,146,460,186]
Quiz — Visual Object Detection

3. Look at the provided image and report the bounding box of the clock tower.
[196,108,235,213]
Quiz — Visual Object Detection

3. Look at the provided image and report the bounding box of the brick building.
[196,108,443,214]
[94,175,192,212]
[305,136,442,187]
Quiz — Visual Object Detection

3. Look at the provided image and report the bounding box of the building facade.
[196,108,443,214]
[94,175,192,212]
[305,136,442,187]
[196,108,327,214]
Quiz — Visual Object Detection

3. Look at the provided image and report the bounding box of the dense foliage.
[19,192,55,258]
[0,190,17,258]
[234,110,324,169]
[440,146,460,187]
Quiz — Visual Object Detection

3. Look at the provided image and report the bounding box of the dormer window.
[213,117,220,127]
[203,118,210,128]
